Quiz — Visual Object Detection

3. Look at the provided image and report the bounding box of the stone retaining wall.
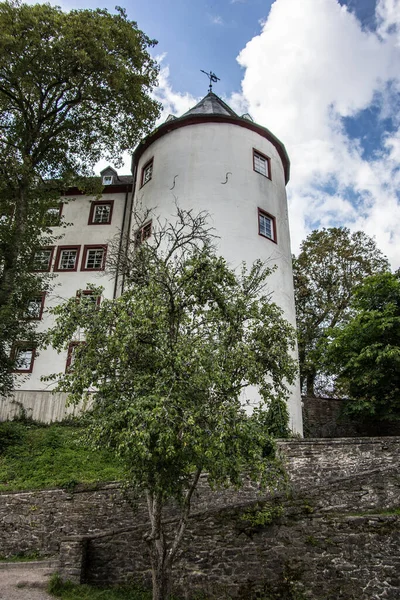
[302,396,400,438]
[83,510,400,599]
[1,438,400,599]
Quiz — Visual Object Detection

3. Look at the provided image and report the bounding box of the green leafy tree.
[292,227,389,396]
[45,211,297,600]
[323,271,400,422]
[0,0,160,393]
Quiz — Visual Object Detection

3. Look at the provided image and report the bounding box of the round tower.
[130,92,303,434]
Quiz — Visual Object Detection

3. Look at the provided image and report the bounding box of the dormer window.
[102,175,113,186]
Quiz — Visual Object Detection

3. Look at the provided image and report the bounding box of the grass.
[48,574,182,600]
[0,420,125,491]
[346,507,400,517]
[0,550,43,562]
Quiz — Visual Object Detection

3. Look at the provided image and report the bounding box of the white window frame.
[93,204,111,223]
[141,158,153,187]
[258,208,276,243]
[81,245,107,271]
[12,345,36,373]
[59,249,78,270]
[32,247,54,272]
[54,246,80,272]
[253,149,271,179]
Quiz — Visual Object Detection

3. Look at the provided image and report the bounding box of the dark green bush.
[0,421,25,453]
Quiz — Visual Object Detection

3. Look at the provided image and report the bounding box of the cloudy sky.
[39,0,400,267]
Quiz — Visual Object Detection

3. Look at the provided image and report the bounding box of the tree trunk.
[151,560,172,600]
[0,183,28,309]
[306,371,315,397]
[145,471,201,600]
[146,532,173,600]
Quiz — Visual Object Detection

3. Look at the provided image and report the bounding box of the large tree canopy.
[323,271,400,423]
[292,227,389,396]
[46,210,297,600]
[0,1,160,178]
[0,1,160,393]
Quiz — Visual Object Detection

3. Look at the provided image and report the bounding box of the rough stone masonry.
[1,437,399,599]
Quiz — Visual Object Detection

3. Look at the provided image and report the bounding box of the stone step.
[0,559,58,571]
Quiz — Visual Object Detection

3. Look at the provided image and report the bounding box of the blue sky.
[34,0,400,267]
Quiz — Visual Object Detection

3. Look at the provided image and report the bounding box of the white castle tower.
[130,92,303,434]
[1,91,303,434]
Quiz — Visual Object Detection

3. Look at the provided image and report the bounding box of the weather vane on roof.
[200,70,220,93]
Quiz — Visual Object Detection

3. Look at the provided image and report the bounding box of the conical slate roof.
[132,91,290,183]
[182,92,238,118]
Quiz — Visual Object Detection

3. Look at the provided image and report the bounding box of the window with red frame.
[141,158,153,187]
[135,220,152,246]
[76,290,101,307]
[54,246,81,272]
[11,344,36,373]
[258,208,277,243]
[81,245,107,271]
[25,292,46,320]
[253,149,271,179]
[88,201,114,225]
[32,247,54,272]
[43,203,63,227]
[65,342,85,372]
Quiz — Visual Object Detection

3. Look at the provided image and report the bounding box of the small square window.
[11,344,36,373]
[25,293,46,320]
[76,290,101,307]
[43,204,62,227]
[32,247,54,272]
[54,246,80,272]
[81,245,107,271]
[258,209,277,243]
[102,175,113,186]
[141,159,153,187]
[88,201,114,225]
[135,221,152,246]
[66,342,85,372]
[253,149,271,179]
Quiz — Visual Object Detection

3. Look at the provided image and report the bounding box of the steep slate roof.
[132,92,291,183]
[100,166,133,184]
[182,92,238,118]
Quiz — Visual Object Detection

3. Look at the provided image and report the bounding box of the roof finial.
[200,70,220,93]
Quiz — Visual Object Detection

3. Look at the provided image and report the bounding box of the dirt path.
[0,562,56,600]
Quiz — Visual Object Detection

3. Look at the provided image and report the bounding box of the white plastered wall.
[5,190,128,422]
[132,122,303,434]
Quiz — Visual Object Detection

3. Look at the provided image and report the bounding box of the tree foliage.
[292,227,389,396]
[0,1,160,393]
[323,271,400,422]
[45,211,297,600]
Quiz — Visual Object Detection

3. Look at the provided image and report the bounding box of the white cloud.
[233,0,400,267]
[152,55,199,123]
[377,0,400,42]
[209,14,224,25]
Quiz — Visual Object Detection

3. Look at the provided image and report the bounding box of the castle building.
[1,92,303,434]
